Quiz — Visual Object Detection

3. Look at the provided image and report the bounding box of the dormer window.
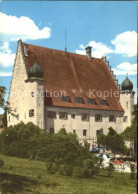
[87,98,96,105]
[74,97,83,104]
[61,96,70,103]
[98,98,108,106]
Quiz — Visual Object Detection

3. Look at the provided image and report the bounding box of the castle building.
[7,40,135,149]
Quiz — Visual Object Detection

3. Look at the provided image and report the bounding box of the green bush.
[59,164,66,176]
[0,122,101,178]
[72,166,83,178]
[46,162,58,174]
[130,163,136,179]
[0,158,4,167]
[105,163,115,177]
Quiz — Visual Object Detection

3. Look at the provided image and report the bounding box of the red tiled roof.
[22,42,123,112]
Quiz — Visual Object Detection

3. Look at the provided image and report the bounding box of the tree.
[97,127,125,153]
[0,86,6,108]
[121,104,137,157]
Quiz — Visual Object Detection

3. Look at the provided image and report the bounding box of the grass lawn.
[0,154,137,194]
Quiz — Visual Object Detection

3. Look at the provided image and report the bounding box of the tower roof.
[28,61,43,78]
[121,74,133,91]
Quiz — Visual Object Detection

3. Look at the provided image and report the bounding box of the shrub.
[72,166,83,178]
[130,163,136,179]
[59,164,66,176]
[65,165,73,176]
[0,158,4,167]
[105,163,115,177]
[46,162,57,174]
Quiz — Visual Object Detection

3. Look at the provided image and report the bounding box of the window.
[49,128,54,134]
[123,116,128,122]
[9,116,10,122]
[95,114,102,122]
[87,98,96,105]
[82,114,89,121]
[59,112,68,120]
[31,92,34,97]
[79,143,82,147]
[47,111,56,119]
[109,115,116,122]
[73,130,76,134]
[71,114,75,119]
[74,97,83,104]
[17,114,19,120]
[83,129,87,136]
[61,96,70,103]
[126,101,128,109]
[29,109,34,117]
[96,129,103,136]
[98,98,108,106]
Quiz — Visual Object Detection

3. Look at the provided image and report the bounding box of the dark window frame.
[82,114,89,121]
[31,92,34,97]
[95,114,102,122]
[61,96,70,103]
[123,116,128,122]
[29,109,34,117]
[98,98,108,106]
[59,112,68,120]
[71,114,75,119]
[87,98,96,105]
[96,129,103,136]
[83,129,87,136]
[74,96,84,104]
[47,111,56,119]
[109,115,116,122]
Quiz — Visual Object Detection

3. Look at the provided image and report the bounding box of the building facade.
[7,40,134,150]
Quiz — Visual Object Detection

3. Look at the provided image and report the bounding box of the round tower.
[119,74,135,130]
[25,61,45,129]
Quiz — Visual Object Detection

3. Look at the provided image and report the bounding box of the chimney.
[101,56,106,62]
[24,44,28,56]
[85,46,92,61]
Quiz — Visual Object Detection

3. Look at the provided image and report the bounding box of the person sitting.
[114,159,118,164]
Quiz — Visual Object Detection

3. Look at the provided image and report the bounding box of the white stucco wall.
[45,106,124,149]
[120,92,134,130]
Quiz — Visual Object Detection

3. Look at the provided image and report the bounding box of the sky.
[0,1,137,113]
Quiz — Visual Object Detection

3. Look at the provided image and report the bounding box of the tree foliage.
[0,122,102,178]
[121,104,137,142]
[0,86,6,108]
[97,127,125,153]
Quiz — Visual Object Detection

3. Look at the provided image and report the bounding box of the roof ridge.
[22,41,101,60]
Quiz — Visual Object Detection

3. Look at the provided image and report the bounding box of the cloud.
[0,71,12,76]
[0,52,15,67]
[76,31,137,58]
[0,42,11,54]
[111,31,137,57]
[112,62,137,75]
[76,41,113,58]
[0,12,51,42]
